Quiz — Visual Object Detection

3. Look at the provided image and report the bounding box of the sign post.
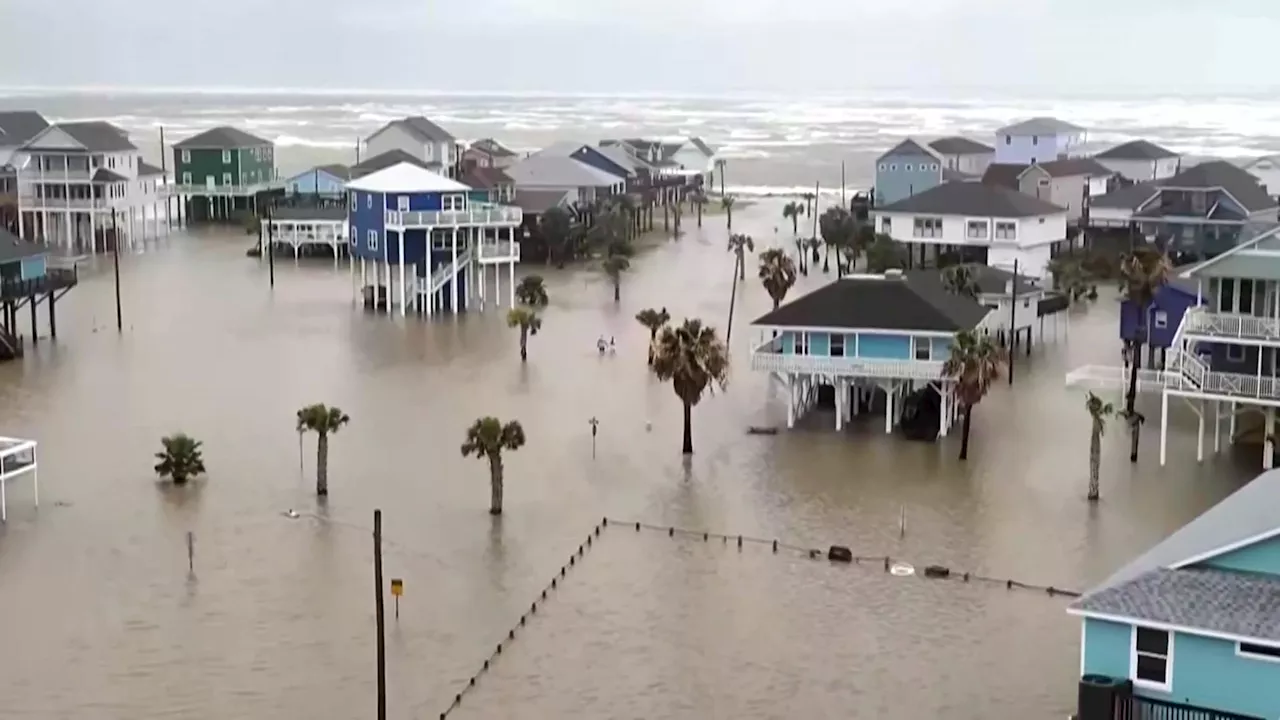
[390,578,403,619]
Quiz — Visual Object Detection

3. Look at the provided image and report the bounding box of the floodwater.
[0,199,1260,719]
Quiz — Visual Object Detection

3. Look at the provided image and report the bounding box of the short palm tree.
[602,254,630,302]
[460,417,526,515]
[651,318,730,455]
[866,233,904,273]
[943,330,1005,461]
[1119,247,1171,462]
[758,248,797,309]
[819,206,857,275]
[805,236,821,266]
[1085,392,1115,501]
[515,275,550,308]
[722,195,736,231]
[942,264,982,300]
[727,233,754,281]
[296,404,350,496]
[507,307,542,362]
[782,201,804,236]
[635,307,671,364]
[154,433,207,485]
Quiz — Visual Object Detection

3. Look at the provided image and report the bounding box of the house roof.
[1034,157,1114,178]
[751,273,991,332]
[468,138,516,158]
[942,168,978,182]
[1179,223,1280,278]
[1092,182,1160,210]
[876,181,1065,217]
[272,206,347,221]
[878,138,937,161]
[1071,566,1280,642]
[688,137,715,157]
[374,116,455,144]
[980,163,1028,189]
[25,121,137,153]
[136,160,165,177]
[92,168,129,183]
[289,164,351,183]
[1095,139,1179,161]
[350,149,432,179]
[0,228,47,263]
[996,116,1085,136]
[1163,160,1276,213]
[590,144,641,176]
[506,155,622,188]
[929,136,993,156]
[514,189,573,214]
[460,164,513,189]
[173,126,271,149]
[345,162,470,193]
[0,111,50,147]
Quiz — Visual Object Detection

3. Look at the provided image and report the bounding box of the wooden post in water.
[111,211,122,333]
[187,531,195,572]
[266,205,275,289]
[1008,259,1019,386]
[725,253,740,346]
[373,509,387,720]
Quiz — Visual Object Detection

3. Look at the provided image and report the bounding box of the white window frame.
[367,229,379,252]
[397,195,409,212]
[994,221,1017,240]
[181,149,191,163]
[793,332,809,356]
[877,163,887,172]
[966,220,989,239]
[912,337,931,361]
[1154,310,1169,329]
[881,217,892,234]
[366,194,372,210]
[1129,625,1173,692]
[912,216,942,239]
[222,149,232,164]
[350,225,357,246]
[1236,641,1280,663]
[830,333,845,357]
[221,173,232,186]
[1227,344,1246,362]
[443,194,466,211]
[889,163,897,171]
[181,171,191,185]
[349,191,356,206]
[904,163,913,171]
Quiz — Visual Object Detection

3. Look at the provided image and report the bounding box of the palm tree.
[819,206,857,275]
[805,236,822,266]
[1085,392,1115,501]
[782,201,804,236]
[460,417,526,515]
[507,307,542,362]
[515,275,549,308]
[802,192,815,218]
[692,191,707,228]
[758,248,798,309]
[943,330,1005,461]
[727,233,754,281]
[635,307,671,364]
[296,404,350,496]
[154,433,207,485]
[1119,247,1171,462]
[602,254,630,302]
[866,233,905,273]
[651,318,730,454]
[722,195,736,231]
[794,237,808,275]
[942,263,981,300]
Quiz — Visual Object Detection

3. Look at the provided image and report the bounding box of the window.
[1154,310,1169,329]
[994,221,1016,240]
[182,171,191,185]
[222,149,232,163]
[350,225,357,245]
[222,173,232,186]
[397,195,409,212]
[1032,135,1039,146]
[889,164,897,171]
[912,217,942,239]
[794,332,809,355]
[904,163,913,171]
[1238,642,1280,662]
[1038,178,1050,188]
[878,163,887,171]
[881,217,892,234]
[1005,135,1011,145]
[1131,626,1171,690]
[181,149,191,163]
[966,220,989,239]
[443,194,465,211]
[913,338,931,361]
[931,163,939,171]
[1227,344,1245,363]
[367,230,379,252]
[830,334,845,357]
[1240,279,1255,313]
[366,194,372,210]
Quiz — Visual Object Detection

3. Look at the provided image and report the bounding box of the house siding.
[776,331,935,360]
[348,190,388,262]
[19,255,46,280]
[1120,286,1200,348]
[175,147,239,188]
[874,151,942,207]
[1199,535,1280,574]
[286,169,345,195]
[237,146,274,186]
[995,132,1084,165]
[1081,618,1280,719]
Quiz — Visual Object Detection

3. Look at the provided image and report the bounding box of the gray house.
[928,136,994,177]
[363,116,459,178]
[505,155,626,207]
[982,158,1114,225]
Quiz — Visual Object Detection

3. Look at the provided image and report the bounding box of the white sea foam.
[272,134,356,150]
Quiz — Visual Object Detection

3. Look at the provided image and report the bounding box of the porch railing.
[1122,693,1263,720]
[386,205,523,228]
[1181,307,1280,340]
[750,350,948,381]
[476,239,519,263]
[0,267,78,301]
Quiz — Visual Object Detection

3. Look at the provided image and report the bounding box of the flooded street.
[0,198,1260,719]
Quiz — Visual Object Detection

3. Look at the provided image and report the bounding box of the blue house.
[873,139,943,207]
[1,228,76,360]
[346,162,523,317]
[1069,468,1280,720]
[1119,268,1202,350]
[749,270,992,437]
[284,164,350,197]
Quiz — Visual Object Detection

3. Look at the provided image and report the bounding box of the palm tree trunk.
[737,250,746,280]
[663,203,669,232]
[791,217,798,235]
[1126,331,1143,464]
[958,406,973,460]
[613,279,621,302]
[1130,417,1141,463]
[1088,425,1102,501]
[647,330,656,365]
[520,328,529,362]
[681,402,694,454]
[316,432,329,496]
[489,457,504,515]
[696,203,702,227]
[726,208,733,231]
[823,246,830,273]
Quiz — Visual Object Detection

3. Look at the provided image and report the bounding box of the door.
[205,175,216,191]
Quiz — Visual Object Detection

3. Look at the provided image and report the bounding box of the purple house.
[1119,267,1202,349]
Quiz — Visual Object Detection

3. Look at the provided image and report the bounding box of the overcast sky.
[3,0,1277,96]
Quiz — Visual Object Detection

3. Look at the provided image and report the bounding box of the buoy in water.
[890,563,915,577]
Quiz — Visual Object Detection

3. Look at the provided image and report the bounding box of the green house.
[172,126,276,222]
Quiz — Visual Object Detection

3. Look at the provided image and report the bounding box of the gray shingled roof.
[1072,567,1280,642]
[0,111,50,146]
[1095,139,1179,161]
[929,136,994,155]
[997,116,1086,136]
[92,168,129,183]
[751,274,991,332]
[878,138,937,161]
[1092,182,1160,210]
[877,181,1065,217]
[469,138,516,157]
[137,160,165,177]
[514,189,572,214]
[0,228,47,264]
[293,163,351,182]
[688,137,715,157]
[507,155,621,188]
[391,116,455,143]
[980,163,1028,189]
[32,121,137,152]
[1035,157,1113,178]
[1164,160,1276,213]
[174,126,271,149]
[350,149,433,179]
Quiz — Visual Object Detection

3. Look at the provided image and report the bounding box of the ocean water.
[3,89,1280,193]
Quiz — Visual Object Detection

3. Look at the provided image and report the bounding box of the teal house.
[1069,469,1280,720]
[873,139,943,207]
[749,270,992,437]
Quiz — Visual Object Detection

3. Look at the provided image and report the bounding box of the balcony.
[0,267,78,302]
[1181,307,1280,341]
[751,349,948,381]
[385,205,523,228]
[171,181,277,197]
[476,239,519,264]
[16,196,111,211]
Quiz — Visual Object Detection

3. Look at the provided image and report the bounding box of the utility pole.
[111,210,122,332]
[373,509,387,720]
[725,253,740,345]
[266,204,275,288]
[1008,259,1019,386]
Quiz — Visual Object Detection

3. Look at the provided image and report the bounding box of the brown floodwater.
[0,198,1260,719]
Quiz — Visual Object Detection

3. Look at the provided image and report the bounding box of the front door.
[205,175,216,191]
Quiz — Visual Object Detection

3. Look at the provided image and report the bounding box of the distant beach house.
[505,154,625,206]
[873,181,1067,278]
[1242,154,1280,200]
[1093,140,1181,183]
[15,119,169,251]
[350,149,431,180]
[0,227,77,361]
[928,136,994,177]
[535,142,638,193]
[910,265,1045,348]
[1088,161,1277,257]
[513,189,574,218]
[284,164,350,198]
[993,117,1087,165]
[749,271,992,436]
[347,162,522,317]
[0,111,50,233]
[459,163,515,204]
[1118,269,1202,354]
[601,137,714,178]
[873,139,943,207]
[172,126,275,222]
[363,116,460,178]
[1069,468,1280,720]
[463,138,518,170]
[980,158,1114,226]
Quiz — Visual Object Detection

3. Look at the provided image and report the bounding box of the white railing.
[1181,307,1280,340]
[16,197,110,210]
[170,182,276,196]
[418,249,474,295]
[751,351,948,380]
[1065,365,1173,393]
[23,168,93,182]
[477,239,519,263]
[386,205,523,228]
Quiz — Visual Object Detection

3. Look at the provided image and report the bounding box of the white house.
[1093,140,1181,183]
[1242,154,1280,199]
[928,136,994,177]
[994,117,1087,165]
[874,181,1068,280]
[14,120,168,253]
[363,116,459,178]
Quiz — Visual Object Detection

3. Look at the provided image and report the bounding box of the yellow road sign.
[390,578,404,597]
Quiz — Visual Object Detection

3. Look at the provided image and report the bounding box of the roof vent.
[883,268,904,278]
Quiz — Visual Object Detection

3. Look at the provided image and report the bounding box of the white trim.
[750,324,959,339]
[1067,607,1280,647]
[1171,526,1280,571]
[1180,224,1280,277]
[1080,620,1087,676]
[1236,640,1280,664]
[1129,624,1174,693]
